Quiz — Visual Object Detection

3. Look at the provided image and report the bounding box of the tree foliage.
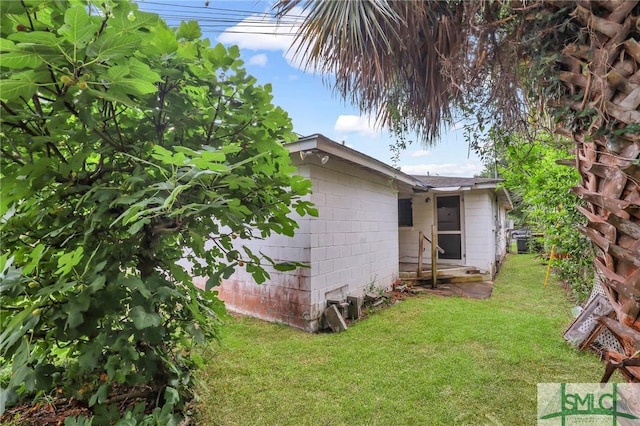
[495,134,594,301]
[0,0,315,422]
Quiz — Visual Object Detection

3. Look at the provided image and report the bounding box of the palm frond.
[274,0,464,143]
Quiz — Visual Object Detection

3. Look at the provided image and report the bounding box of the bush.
[0,1,315,422]
[497,134,594,302]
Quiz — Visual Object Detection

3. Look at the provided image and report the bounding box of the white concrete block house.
[215,134,512,331]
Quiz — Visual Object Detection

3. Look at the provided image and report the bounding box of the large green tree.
[495,134,594,301]
[0,0,314,422]
[277,1,640,380]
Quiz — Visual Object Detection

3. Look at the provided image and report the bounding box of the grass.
[196,254,605,425]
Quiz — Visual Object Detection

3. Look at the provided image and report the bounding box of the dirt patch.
[1,397,92,426]
[0,385,180,426]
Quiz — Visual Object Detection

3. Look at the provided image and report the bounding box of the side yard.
[197,254,606,425]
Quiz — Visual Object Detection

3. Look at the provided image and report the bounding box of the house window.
[398,198,413,227]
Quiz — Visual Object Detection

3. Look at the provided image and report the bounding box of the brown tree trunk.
[558,1,640,381]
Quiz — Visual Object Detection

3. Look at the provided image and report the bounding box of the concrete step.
[400,270,491,285]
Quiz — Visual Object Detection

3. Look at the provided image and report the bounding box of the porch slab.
[409,281,493,300]
[399,263,491,283]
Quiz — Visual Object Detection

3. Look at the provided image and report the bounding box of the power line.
[137,1,308,19]
[135,1,309,37]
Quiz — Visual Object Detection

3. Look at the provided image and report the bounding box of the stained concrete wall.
[216,157,400,332]
[306,158,400,323]
[215,165,314,330]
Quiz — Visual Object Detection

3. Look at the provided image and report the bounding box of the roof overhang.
[423,182,513,210]
[287,134,428,189]
[497,187,513,210]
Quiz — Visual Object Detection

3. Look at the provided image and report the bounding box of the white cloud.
[217,20,295,51]
[410,149,431,158]
[334,115,384,137]
[217,7,311,71]
[248,53,268,67]
[288,74,299,81]
[400,162,484,177]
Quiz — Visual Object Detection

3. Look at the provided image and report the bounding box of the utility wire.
[136,2,306,34]
[138,1,308,19]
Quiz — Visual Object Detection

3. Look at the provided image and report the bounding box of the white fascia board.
[286,134,426,189]
[497,187,513,210]
[473,183,500,190]
[430,186,465,192]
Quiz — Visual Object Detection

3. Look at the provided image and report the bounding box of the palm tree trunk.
[558,1,640,381]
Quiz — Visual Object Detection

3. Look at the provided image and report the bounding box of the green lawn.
[196,254,605,425]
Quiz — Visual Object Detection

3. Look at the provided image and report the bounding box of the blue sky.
[137,0,484,177]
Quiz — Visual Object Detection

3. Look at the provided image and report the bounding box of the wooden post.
[418,230,424,278]
[431,224,438,289]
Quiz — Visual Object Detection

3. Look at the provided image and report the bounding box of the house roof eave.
[287,134,428,189]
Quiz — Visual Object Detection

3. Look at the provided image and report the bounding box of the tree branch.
[205,93,224,145]
[155,78,170,145]
[20,0,35,30]
[109,102,126,148]
[1,148,26,166]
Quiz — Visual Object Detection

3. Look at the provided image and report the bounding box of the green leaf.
[0,306,36,355]
[0,71,39,101]
[78,342,102,372]
[8,31,61,46]
[88,383,109,407]
[85,87,136,108]
[127,58,162,82]
[58,5,98,45]
[208,43,229,65]
[0,37,16,52]
[122,275,152,298]
[106,64,130,81]
[88,275,106,293]
[86,33,141,61]
[0,1,24,14]
[164,386,180,405]
[22,243,46,275]
[273,262,298,272]
[130,306,162,330]
[65,309,83,329]
[150,26,178,54]
[100,58,159,96]
[248,265,268,285]
[228,45,240,59]
[0,51,42,69]
[56,247,84,276]
[205,264,235,291]
[190,159,229,172]
[177,21,202,41]
[32,363,59,391]
[0,256,23,296]
[125,216,150,234]
[109,5,159,33]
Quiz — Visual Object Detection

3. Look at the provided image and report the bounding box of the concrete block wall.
[216,160,401,332]
[463,190,496,275]
[306,160,400,320]
[216,166,319,331]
